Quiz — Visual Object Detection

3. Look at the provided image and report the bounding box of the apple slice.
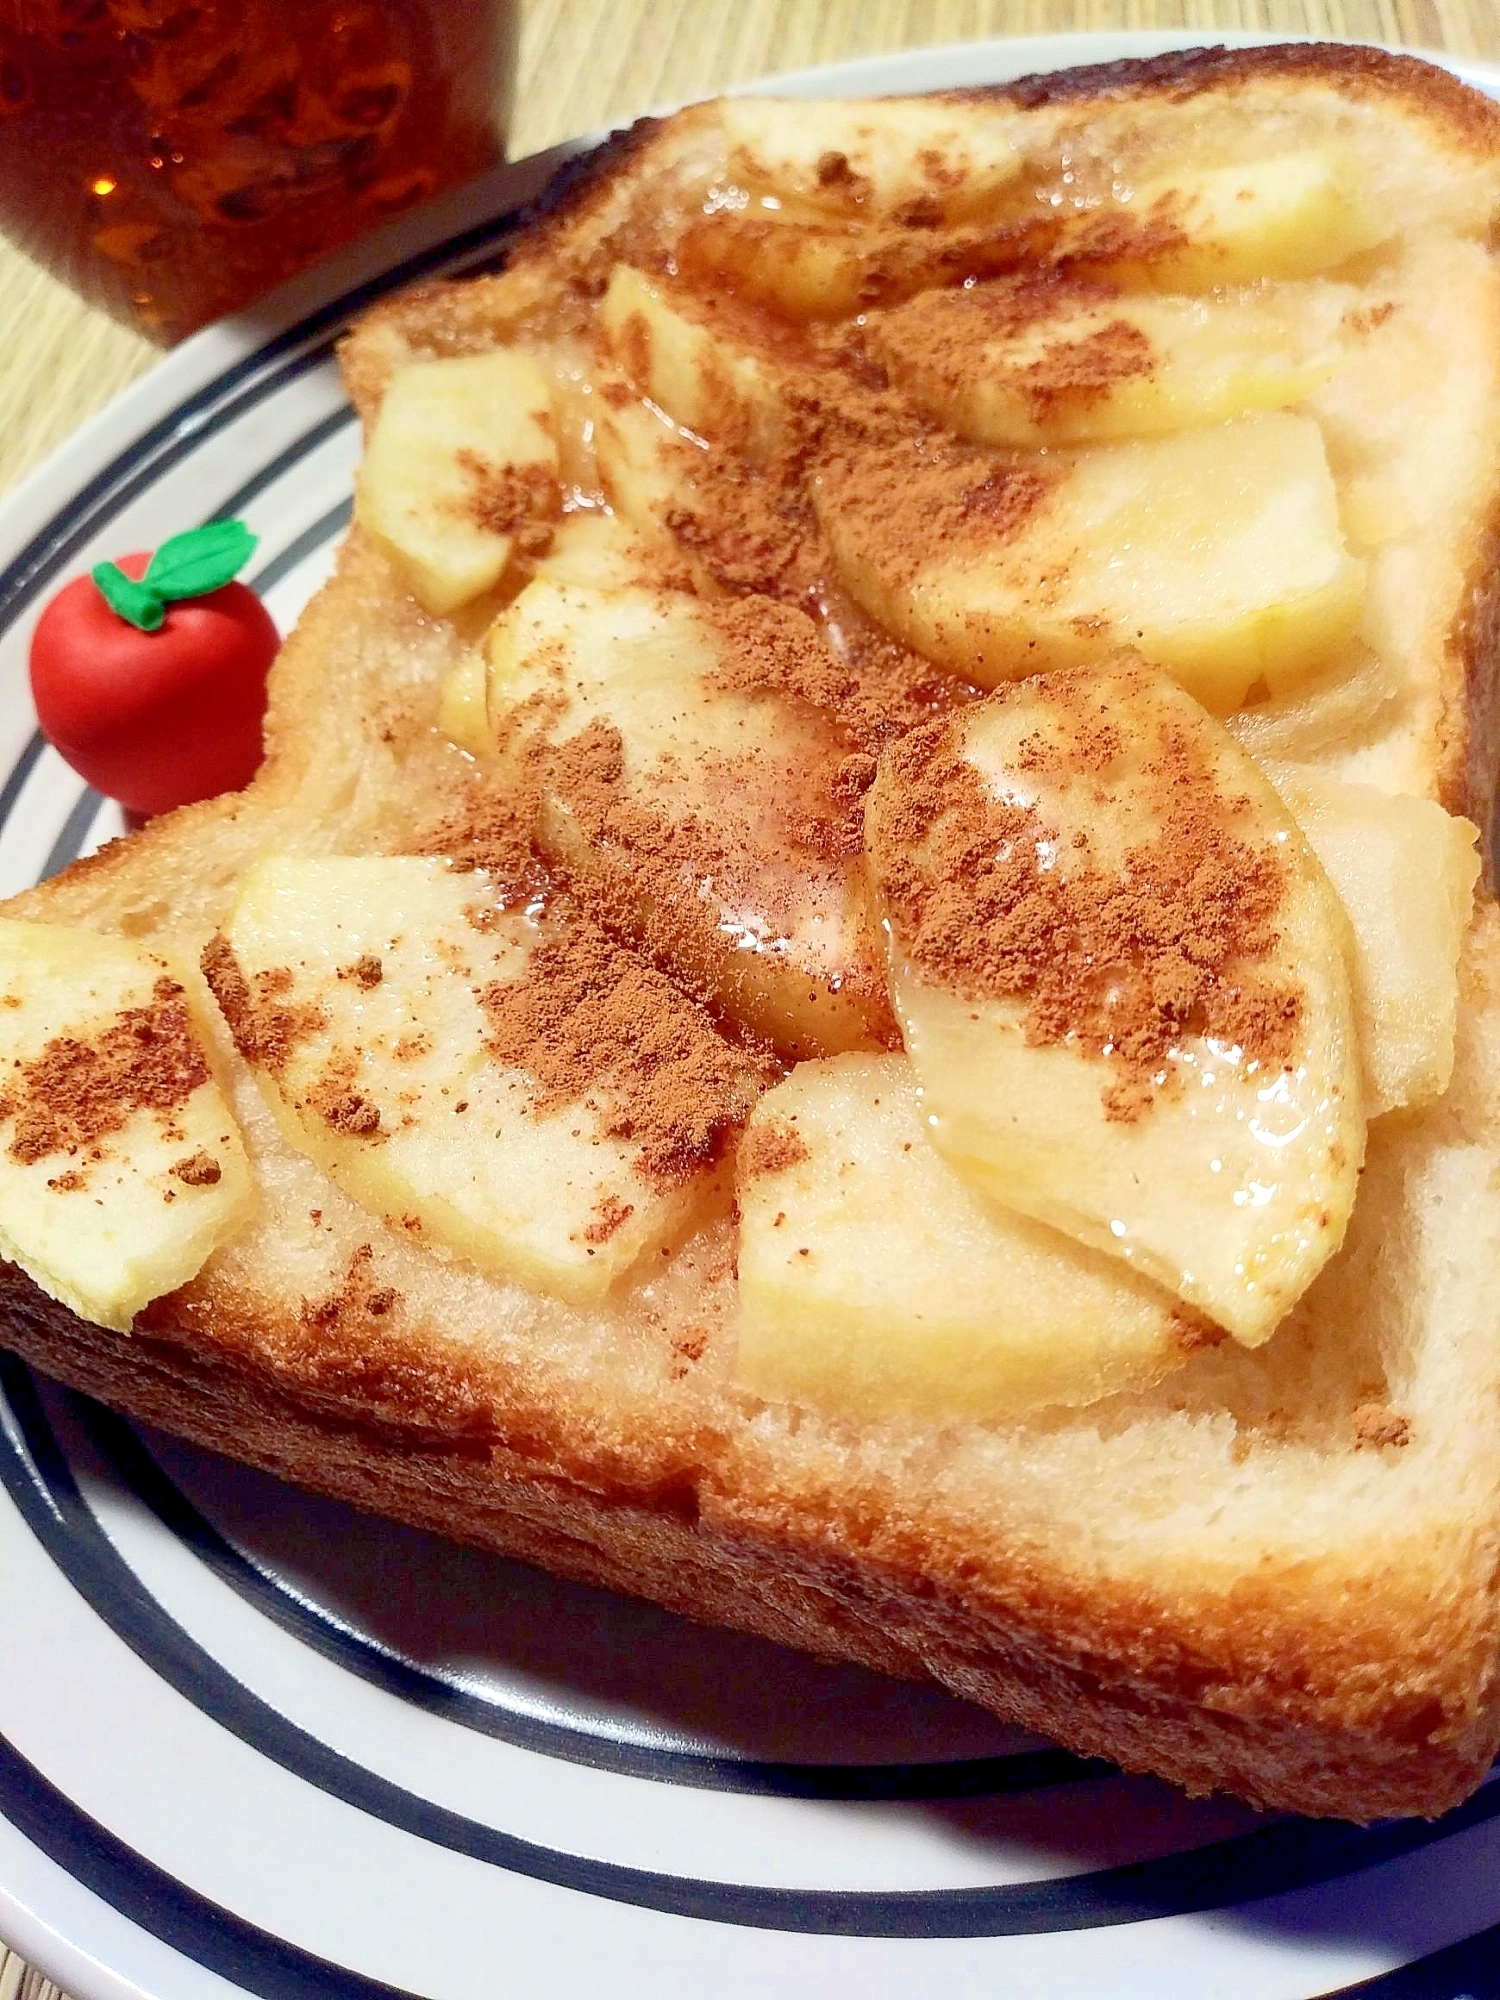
[480,572,893,1059]
[436,514,696,760]
[719,97,1023,225]
[678,207,1047,322]
[436,646,492,763]
[0,920,254,1331]
[599,266,783,453]
[1261,763,1480,1117]
[210,856,760,1304]
[526,509,667,594]
[592,383,703,555]
[736,1053,1196,1421]
[866,279,1334,446]
[1077,150,1387,290]
[814,410,1365,712]
[865,662,1365,1343]
[677,97,1033,319]
[354,349,560,616]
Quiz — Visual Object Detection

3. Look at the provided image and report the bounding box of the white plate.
[2,31,1500,2000]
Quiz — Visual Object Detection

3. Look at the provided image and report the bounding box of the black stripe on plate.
[0,1730,423,2000]
[1325,1924,1500,1997]
[39,787,104,882]
[6,1357,1500,1942]
[5,1716,1499,2000]
[212,405,359,526]
[80,1397,1111,1803]
[0,732,44,832]
[249,498,355,599]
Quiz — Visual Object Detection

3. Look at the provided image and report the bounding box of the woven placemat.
[0,1945,65,2000]
[0,0,1493,1993]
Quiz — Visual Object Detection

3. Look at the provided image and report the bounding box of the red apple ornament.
[29,520,279,818]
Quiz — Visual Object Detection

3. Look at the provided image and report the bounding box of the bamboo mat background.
[0,0,1495,1994]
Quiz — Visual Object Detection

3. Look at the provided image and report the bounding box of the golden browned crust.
[978,41,1500,154]
[3,1258,1496,1822]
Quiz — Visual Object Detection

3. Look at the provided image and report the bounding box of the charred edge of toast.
[506,111,670,254]
[334,113,670,401]
[957,41,1500,152]
[2,1257,1497,1824]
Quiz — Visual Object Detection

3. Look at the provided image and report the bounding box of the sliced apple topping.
[678,207,1051,322]
[1075,150,1387,291]
[527,509,668,595]
[354,349,560,616]
[814,410,1365,712]
[0,921,254,1331]
[479,570,896,1059]
[736,1053,1196,1422]
[599,266,784,453]
[719,97,1023,226]
[209,857,761,1304]
[679,96,1037,321]
[435,643,493,763]
[866,276,1335,446]
[592,383,707,557]
[865,662,1365,1344]
[1261,763,1480,1117]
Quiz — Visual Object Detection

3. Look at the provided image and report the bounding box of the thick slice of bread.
[6,43,1500,1822]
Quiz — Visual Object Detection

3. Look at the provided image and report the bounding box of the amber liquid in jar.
[0,0,513,340]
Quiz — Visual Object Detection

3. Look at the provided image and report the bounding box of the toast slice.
[6,43,1500,1822]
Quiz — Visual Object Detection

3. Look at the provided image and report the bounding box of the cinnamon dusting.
[454,451,556,550]
[705,594,965,753]
[509,699,895,1052]
[0,976,209,1167]
[409,789,550,910]
[868,273,1156,428]
[339,954,384,989]
[478,914,766,1187]
[306,1058,384,1139]
[583,1192,636,1244]
[203,938,328,1074]
[738,1117,810,1181]
[1354,1403,1411,1449]
[872,666,1302,1119]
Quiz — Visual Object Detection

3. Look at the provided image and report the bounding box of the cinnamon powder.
[455,452,556,547]
[737,1117,810,1180]
[873,668,1301,1119]
[0,976,209,1167]
[512,698,894,1047]
[705,593,968,753]
[868,272,1156,428]
[203,938,328,1074]
[478,914,766,1188]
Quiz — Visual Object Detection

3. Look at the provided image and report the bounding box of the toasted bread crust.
[979,41,1500,152]
[3,1258,1496,1822]
[7,42,1500,1823]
